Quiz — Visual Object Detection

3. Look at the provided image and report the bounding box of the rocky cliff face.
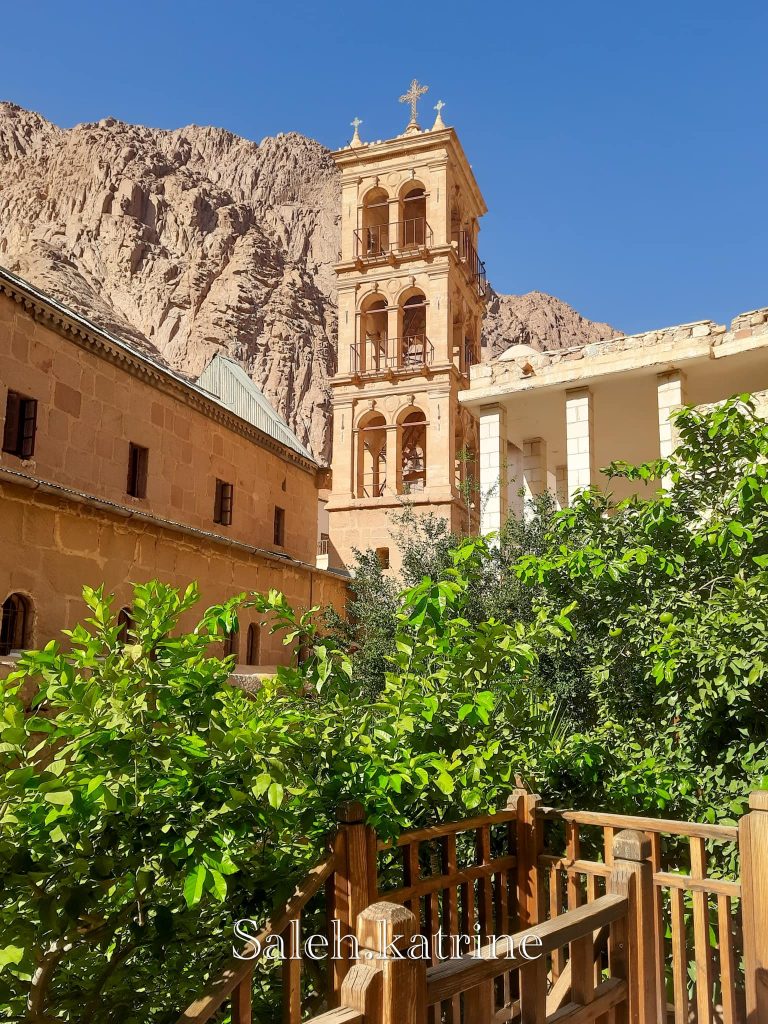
[0,101,618,463]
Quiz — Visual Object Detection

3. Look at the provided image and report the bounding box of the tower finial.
[349,117,363,148]
[399,79,429,135]
[432,100,446,130]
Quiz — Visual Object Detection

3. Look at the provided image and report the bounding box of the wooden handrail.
[376,808,517,851]
[538,806,738,842]
[304,1010,364,1024]
[425,892,628,1005]
[175,851,337,1024]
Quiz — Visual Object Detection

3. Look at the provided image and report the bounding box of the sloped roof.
[197,352,313,461]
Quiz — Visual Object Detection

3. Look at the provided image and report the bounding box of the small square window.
[274,506,285,546]
[2,391,37,459]
[214,479,234,526]
[376,546,390,570]
[127,443,149,498]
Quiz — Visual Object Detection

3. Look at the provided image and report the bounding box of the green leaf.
[44,790,73,807]
[183,864,208,908]
[267,782,285,809]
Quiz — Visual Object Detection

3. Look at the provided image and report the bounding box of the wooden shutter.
[137,447,148,499]
[20,398,37,458]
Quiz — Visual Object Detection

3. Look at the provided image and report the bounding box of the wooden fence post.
[330,801,377,999]
[342,902,426,1024]
[739,790,768,1024]
[608,829,657,1024]
[508,788,543,929]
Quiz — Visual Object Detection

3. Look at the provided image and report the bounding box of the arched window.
[0,593,31,656]
[400,293,428,367]
[360,188,390,257]
[117,606,133,643]
[401,186,427,248]
[359,296,389,373]
[223,623,239,661]
[246,623,260,666]
[357,413,387,498]
[399,410,427,494]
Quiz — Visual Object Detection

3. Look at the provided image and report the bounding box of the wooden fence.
[176,790,768,1024]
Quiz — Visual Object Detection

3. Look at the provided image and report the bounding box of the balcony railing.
[458,229,488,298]
[350,335,434,375]
[354,218,433,259]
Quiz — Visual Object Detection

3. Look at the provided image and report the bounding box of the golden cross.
[399,79,429,123]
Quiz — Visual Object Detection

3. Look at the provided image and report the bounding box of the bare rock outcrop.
[482,288,618,356]
[0,101,618,463]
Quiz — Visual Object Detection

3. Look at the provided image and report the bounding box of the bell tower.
[326,86,488,572]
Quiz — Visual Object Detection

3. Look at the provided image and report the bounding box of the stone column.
[523,437,547,519]
[565,387,594,503]
[555,465,567,510]
[507,441,523,519]
[657,370,686,460]
[479,404,508,536]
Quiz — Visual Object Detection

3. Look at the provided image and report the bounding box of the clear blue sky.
[3,0,766,334]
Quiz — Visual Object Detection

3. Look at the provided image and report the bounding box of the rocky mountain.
[0,101,618,463]
[482,289,617,357]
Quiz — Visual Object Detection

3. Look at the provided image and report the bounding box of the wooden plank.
[649,833,666,1024]
[669,887,689,1024]
[608,887,629,1024]
[495,865,512,1006]
[381,854,517,904]
[570,930,595,1007]
[717,894,736,1024]
[282,919,301,1024]
[441,835,461,1024]
[304,1008,364,1024]
[519,954,547,1024]
[478,826,494,941]
[586,874,599,986]
[690,837,714,1024]
[425,888,441,1024]
[232,970,253,1024]
[550,864,565,978]
[538,807,738,843]
[402,841,420,917]
[465,979,495,1024]
[427,894,627,1005]
[739,792,768,1023]
[547,978,627,1024]
[653,872,740,897]
[539,855,611,879]
[566,823,583,911]
[377,809,518,850]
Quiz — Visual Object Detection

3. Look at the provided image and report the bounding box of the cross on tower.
[399,79,429,130]
[351,117,362,131]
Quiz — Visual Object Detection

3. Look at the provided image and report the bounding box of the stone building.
[0,266,348,668]
[462,311,768,533]
[325,87,487,572]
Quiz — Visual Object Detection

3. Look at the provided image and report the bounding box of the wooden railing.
[176,791,768,1024]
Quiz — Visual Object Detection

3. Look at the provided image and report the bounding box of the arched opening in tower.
[400,410,427,494]
[357,413,387,497]
[360,188,390,257]
[401,186,427,249]
[400,293,428,367]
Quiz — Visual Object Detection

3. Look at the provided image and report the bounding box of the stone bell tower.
[326,84,488,573]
